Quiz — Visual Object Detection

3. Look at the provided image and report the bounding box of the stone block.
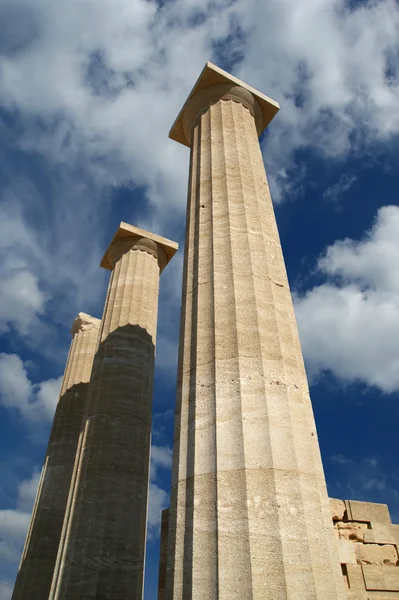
[355,543,398,567]
[346,564,366,590]
[365,529,375,543]
[335,521,368,542]
[391,525,399,549]
[367,593,399,598]
[348,501,392,525]
[345,593,367,600]
[370,522,398,545]
[331,498,347,521]
[363,565,399,591]
[337,538,357,565]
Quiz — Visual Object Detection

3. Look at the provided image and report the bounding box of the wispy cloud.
[147,445,173,540]
[0,353,61,422]
[323,173,357,202]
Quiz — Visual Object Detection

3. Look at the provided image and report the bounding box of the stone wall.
[331,498,399,599]
[158,498,399,599]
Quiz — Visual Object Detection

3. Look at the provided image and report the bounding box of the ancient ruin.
[12,63,398,600]
[164,61,345,599]
[12,314,100,600]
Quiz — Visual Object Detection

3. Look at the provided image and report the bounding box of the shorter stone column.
[50,223,177,600]
[12,313,100,600]
[158,508,170,600]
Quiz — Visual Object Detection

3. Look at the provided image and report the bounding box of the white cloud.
[150,445,173,480]
[0,471,39,567]
[0,353,61,421]
[147,445,173,540]
[147,483,169,542]
[0,270,46,336]
[0,0,398,362]
[295,205,399,392]
[0,0,398,212]
[0,580,12,600]
[16,472,40,513]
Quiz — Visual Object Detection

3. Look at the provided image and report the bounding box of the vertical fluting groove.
[124,250,138,330]
[50,316,103,600]
[53,244,162,600]
[209,105,219,600]
[19,456,49,565]
[167,123,197,600]
[230,101,287,597]
[242,107,317,596]
[61,333,75,395]
[74,328,89,385]
[101,261,119,342]
[190,108,218,599]
[183,113,201,600]
[50,428,82,598]
[67,330,83,391]
[243,107,343,598]
[237,104,289,595]
[213,100,252,598]
[110,249,129,332]
[222,100,254,597]
[168,77,346,600]
[13,315,100,600]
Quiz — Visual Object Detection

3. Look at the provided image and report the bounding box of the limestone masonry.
[49,224,177,599]
[165,61,346,600]
[12,313,100,600]
[158,499,399,599]
[11,62,397,600]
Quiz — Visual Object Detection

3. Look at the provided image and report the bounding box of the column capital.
[169,61,280,148]
[100,222,178,272]
[70,312,100,336]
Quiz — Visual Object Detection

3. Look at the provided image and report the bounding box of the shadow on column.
[12,382,90,600]
[57,324,156,600]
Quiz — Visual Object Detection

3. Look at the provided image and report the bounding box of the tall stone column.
[165,63,346,600]
[50,223,177,600]
[12,313,100,600]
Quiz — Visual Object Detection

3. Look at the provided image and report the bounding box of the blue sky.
[0,0,399,598]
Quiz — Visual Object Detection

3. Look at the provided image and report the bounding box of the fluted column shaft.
[166,93,346,599]
[12,313,100,600]
[50,233,172,600]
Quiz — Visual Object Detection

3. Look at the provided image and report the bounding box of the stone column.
[12,313,100,600]
[165,63,346,600]
[158,508,169,600]
[50,223,177,600]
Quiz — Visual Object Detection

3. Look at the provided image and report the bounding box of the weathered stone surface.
[346,564,366,590]
[363,565,399,591]
[393,525,399,549]
[348,501,392,525]
[365,529,376,544]
[355,543,398,567]
[336,521,366,542]
[50,225,177,600]
[370,523,398,546]
[367,593,399,598]
[12,313,100,600]
[335,521,368,542]
[345,593,367,600]
[331,498,347,521]
[158,508,169,600]
[337,539,357,565]
[165,63,346,600]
